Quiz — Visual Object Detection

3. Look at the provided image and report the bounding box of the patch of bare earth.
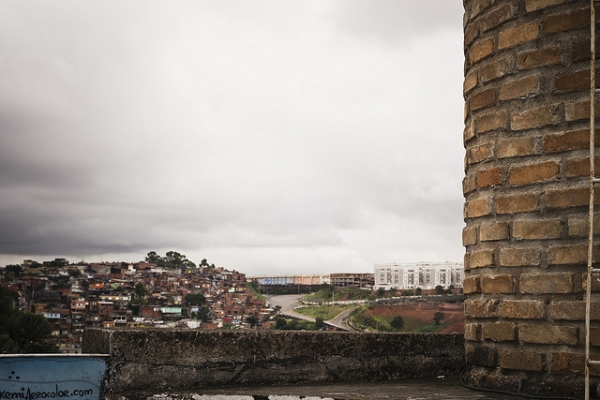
[364,302,466,333]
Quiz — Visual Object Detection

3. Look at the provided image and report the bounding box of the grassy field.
[294,304,356,320]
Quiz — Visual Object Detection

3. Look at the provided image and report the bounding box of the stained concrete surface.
[126,378,523,400]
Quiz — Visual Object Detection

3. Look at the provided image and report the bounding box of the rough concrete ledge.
[83,329,465,394]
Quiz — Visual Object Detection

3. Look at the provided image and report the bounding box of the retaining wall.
[83,328,465,394]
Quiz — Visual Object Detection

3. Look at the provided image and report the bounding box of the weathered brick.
[467,0,494,20]
[498,22,539,50]
[475,111,508,133]
[464,323,481,341]
[499,247,541,267]
[470,88,496,111]
[463,275,481,294]
[555,69,600,92]
[512,219,562,240]
[463,225,477,246]
[465,299,498,318]
[477,168,501,188]
[499,75,539,101]
[480,222,509,241]
[465,197,491,218]
[591,327,600,346]
[516,46,561,70]
[464,69,478,95]
[481,274,514,293]
[463,173,477,195]
[546,187,600,208]
[547,243,586,265]
[495,193,539,214]
[498,300,545,319]
[481,321,516,341]
[465,343,497,367]
[463,122,475,143]
[469,37,495,64]
[511,105,560,131]
[545,7,594,34]
[480,4,514,32]
[550,301,600,321]
[508,161,559,185]
[572,37,600,62]
[565,100,600,121]
[480,57,511,83]
[519,324,578,345]
[520,272,573,293]
[499,350,542,371]
[551,352,600,376]
[497,137,535,158]
[566,156,600,177]
[568,214,600,236]
[581,272,600,292]
[525,0,572,13]
[465,22,479,45]
[544,129,594,153]
[469,249,495,268]
[466,143,494,164]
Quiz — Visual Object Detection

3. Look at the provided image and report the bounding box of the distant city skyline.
[0,1,465,276]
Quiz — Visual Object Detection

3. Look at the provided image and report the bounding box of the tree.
[49,258,68,268]
[186,293,206,306]
[435,285,445,295]
[67,269,81,277]
[391,316,404,331]
[315,316,324,330]
[4,265,22,278]
[275,318,287,329]
[0,286,18,314]
[134,283,148,299]
[200,259,209,267]
[145,251,162,265]
[196,306,210,322]
[246,315,259,327]
[433,312,445,325]
[0,285,58,353]
[164,251,196,269]
[376,287,386,297]
[415,287,422,295]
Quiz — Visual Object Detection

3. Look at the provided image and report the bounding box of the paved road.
[265,294,303,313]
[266,294,358,329]
[326,307,358,331]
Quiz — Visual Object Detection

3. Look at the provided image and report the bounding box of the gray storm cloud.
[0,1,465,274]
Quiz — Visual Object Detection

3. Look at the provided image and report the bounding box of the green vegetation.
[390,316,404,331]
[348,305,451,333]
[245,315,259,327]
[271,317,323,331]
[185,293,206,306]
[294,304,355,320]
[246,281,265,301]
[145,251,200,269]
[0,285,58,353]
[304,287,374,302]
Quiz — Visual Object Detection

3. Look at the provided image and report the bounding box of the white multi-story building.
[373,262,464,290]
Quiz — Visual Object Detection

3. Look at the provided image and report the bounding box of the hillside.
[357,301,465,333]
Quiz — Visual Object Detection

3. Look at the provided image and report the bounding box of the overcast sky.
[0,1,465,275]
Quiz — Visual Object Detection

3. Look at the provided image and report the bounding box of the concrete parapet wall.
[83,328,465,394]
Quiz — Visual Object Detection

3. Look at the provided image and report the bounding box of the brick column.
[463,0,600,396]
